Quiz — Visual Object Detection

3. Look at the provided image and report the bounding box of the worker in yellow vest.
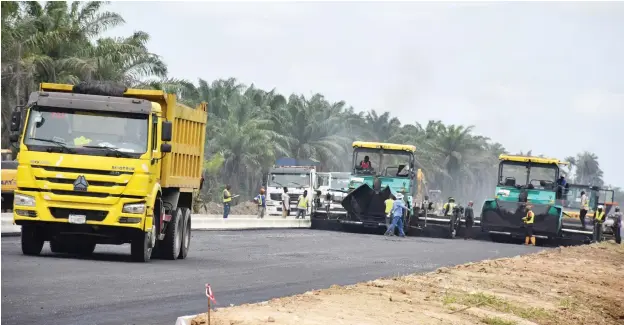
[593,205,605,243]
[522,204,536,246]
[384,195,395,226]
[223,185,232,219]
[295,190,309,219]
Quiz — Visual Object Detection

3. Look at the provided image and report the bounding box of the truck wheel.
[21,225,44,256]
[177,208,191,259]
[131,231,152,263]
[162,208,183,260]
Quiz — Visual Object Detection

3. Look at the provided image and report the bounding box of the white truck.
[312,172,351,218]
[265,165,317,217]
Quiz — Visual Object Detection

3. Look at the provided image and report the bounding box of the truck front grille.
[36,177,119,187]
[49,208,108,221]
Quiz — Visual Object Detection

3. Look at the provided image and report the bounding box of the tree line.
[2,1,621,206]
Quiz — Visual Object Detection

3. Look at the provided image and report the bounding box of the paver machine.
[339,141,418,233]
[480,154,587,243]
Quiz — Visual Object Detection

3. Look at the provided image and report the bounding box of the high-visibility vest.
[297,195,308,209]
[223,189,231,203]
[595,210,605,222]
[523,211,535,224]
[385,199,394,214]
[255,194,265,206]
[444,202,455,211]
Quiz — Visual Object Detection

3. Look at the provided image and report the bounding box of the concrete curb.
[1,213,311,236]
[174,315,196,325]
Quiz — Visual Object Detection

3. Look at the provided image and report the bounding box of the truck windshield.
[23,106,149,156]
[500,162,557,189]
[270,173,310,188]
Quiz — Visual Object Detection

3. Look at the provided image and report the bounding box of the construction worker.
[464,201,475,240]
[579,190,589,229]
[295,190,309,219]
[611,206,622,244]
[522,204,536,246]
[384,193,407,237]
[593,205,606,243]
[443,197,456,216]
[223,185,232,219]
[384,194,395,226]
[254,187,267,219]
[281,187,290,218]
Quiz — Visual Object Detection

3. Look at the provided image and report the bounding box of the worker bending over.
[593,205,605,243]
[384,193,407,237]
[522,204,536,246]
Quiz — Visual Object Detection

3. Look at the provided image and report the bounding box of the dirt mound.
[191,242,624,325]
[201,201,258,215]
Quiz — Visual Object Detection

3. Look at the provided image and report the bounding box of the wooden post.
[207,298,211,325]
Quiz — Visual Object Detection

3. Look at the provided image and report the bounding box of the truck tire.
[161,208,183,260]
[177,208,191,259]
[21,225,44,256]
[131,231,152,263]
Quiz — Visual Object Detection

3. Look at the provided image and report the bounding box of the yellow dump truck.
[1,149,17,211]
[8,82,207,262]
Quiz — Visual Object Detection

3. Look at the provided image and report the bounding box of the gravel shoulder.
[192,241,624,325]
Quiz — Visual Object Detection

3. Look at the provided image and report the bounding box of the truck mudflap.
[481,199,561,237]
[341,184,392,227]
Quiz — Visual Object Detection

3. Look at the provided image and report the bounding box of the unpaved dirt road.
[192,242,624,325]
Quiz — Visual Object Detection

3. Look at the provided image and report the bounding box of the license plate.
[68,214,87,224]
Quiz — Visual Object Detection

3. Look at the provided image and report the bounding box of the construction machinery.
[339,141,417,232]
[1,149,17,211]
[310,172,350,226]
[558,184,618,237]
[480,154,597,243]
[9,82,207,262]
[265,158,319,217]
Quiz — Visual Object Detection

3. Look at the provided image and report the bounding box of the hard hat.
[395,193,404,200]
[468,201,474,206]
[598,205,603,210]
[260,188,265,194]
[615,206,620,212]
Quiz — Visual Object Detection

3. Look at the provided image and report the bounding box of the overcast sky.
[104,1,624,187]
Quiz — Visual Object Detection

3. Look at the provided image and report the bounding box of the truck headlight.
[14,193,35,207]
[123,202,146,214]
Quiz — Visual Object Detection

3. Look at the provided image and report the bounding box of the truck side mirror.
[161,143,172,153]
[161,121,172,142]
[10,111,21,132]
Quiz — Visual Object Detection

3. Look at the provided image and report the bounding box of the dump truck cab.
[341,141,417,228]
[310,172,350,222]
[9,82,207,262]
[481,154,568,241]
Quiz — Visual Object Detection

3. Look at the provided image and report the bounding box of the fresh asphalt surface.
[2,229,546,325]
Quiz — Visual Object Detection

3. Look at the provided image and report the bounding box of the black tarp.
[482,199,561,236]
[341,184,392,222]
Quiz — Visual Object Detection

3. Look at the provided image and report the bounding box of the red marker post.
[205,284,216,325]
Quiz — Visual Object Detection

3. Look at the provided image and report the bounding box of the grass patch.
[481,317,518,325]
[442,292,556,323]
[559,297,574,309]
